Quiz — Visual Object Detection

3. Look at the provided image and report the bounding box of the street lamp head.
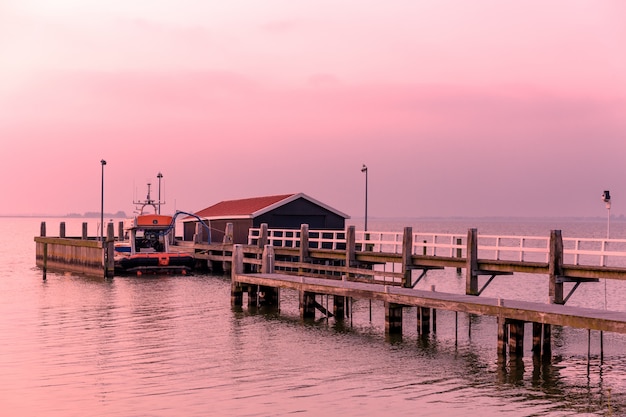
[361,164,367,173]
[157,172,163,179]
[101,159,107,166]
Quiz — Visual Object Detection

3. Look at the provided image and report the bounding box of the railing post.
[401,227,412,288]
[456,237,462,274]
[549,230,564,304]
[466,228,478,295]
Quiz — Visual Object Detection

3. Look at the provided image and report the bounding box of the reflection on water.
[1,218,625,416]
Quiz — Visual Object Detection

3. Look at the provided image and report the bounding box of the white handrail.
[248,228,626,267]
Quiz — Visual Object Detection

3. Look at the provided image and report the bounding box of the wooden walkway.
[230,243,626,359]
[233,271,626,334]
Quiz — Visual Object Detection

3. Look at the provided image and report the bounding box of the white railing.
[248,228,626,267]
[248,228,346,250]
[477,235,549,263]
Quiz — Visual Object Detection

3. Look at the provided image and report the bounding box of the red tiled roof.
[194,194,295,218]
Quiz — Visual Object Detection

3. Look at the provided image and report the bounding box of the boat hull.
[115,252,195,275]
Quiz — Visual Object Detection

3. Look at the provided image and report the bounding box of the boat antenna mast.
[134,182,159,214]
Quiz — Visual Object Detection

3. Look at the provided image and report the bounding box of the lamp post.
[100,159,107,241]
[602,190,611,239]
[157,172,163,214]
[361,164,368,232]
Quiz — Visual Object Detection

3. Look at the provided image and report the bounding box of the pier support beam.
[417,306,431,335]
[333,296,345,320]
[497,316,509,358]
[385,302,403,334]
[532,323,552,359]
[509,320,525,358]
[247,285,258,308]
[300,291,316,319]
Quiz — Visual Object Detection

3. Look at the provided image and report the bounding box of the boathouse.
[183,193,349,244]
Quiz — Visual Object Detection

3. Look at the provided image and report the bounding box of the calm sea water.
[2,217,626,416]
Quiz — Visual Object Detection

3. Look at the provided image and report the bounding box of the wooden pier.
[230,243,626,359]
[35,220,626,359]
[35,221,118,278]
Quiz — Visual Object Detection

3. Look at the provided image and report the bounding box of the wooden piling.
[299,224,309,262]
[333,295,345,320]
[418,307,430,334]
[466,228,478,295]
[497,316,509,358]
[300,291,316,319]
[231,245,244,307]
[549,230,564,304]
[118,221,124,241]
[346,226,356,269]
[40,222,47,280]
[385,302,403,334]
[82,222,88,240]
[59,222,66,238]
[104,223,115,278]
[401,227,412,288]
[509,320,524,357]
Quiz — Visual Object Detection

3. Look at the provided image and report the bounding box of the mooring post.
[385,302,403,334]
[401,226,413,288]
[223,223,234,272]
[231,244,244,307]
[466,228,478,295]
[345,226,356,278]
[258,223,268,248]
[223,222,234,244]
[259,245,278,307]
[261,245,275,273]
[118,221,124,241]
[549,230,564,304]
[300,224,309,260]
[104,223,115,278]
[82,222,88,240]
[40,222,47,280]
[59,222,66,238]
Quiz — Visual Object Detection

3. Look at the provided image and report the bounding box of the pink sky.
[1,0,625,218]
